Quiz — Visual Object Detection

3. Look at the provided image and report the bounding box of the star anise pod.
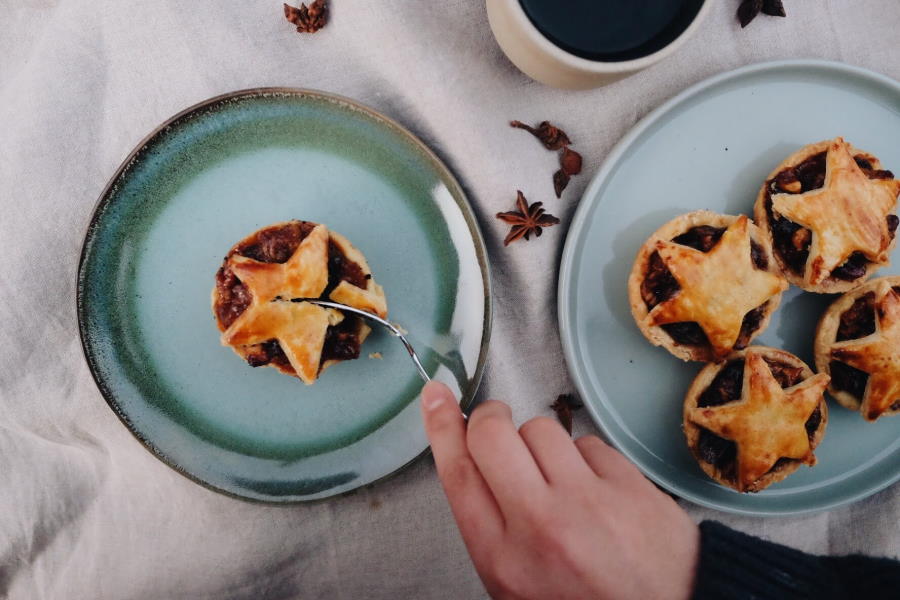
[738,0,786,28]
[553,146,584,198]
[284,0,328,34]
[560,146,583,176]
[553,170,570,199]
[551,393,583,435]
[510,120,571,151]
[512,119,584,198]
[496,191,560,246]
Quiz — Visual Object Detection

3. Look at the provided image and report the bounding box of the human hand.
[421,381,699,600]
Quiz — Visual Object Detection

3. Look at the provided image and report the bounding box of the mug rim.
[505,0,714,73]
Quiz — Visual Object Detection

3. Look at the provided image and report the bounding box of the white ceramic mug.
[486,0,713,89]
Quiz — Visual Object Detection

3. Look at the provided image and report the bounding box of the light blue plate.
[559,61,900,516]
[78,89,491,502]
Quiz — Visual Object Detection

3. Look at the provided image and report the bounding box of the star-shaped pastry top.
[772,138,900,286]
[228,224,330,303]
[831,281,900,421]
[688,351,829,491]
[646,216,787,359]
[219,224,386,384]
[223,300,343,384]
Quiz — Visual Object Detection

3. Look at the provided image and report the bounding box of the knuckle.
[488,558,527,598]
[516,492,554,527]
[481,551,505,581]
[531,525,569,560]
[532,522,585,573]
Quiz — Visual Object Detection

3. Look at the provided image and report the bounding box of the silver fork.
[291,298,431,382]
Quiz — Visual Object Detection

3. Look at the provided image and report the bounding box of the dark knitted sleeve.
[692,520,900,600]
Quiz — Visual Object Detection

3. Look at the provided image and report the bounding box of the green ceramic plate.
[559,61,900,516]
[78,89,491,502]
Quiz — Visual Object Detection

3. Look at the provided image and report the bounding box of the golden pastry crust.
[683,347,829,493]
[814,276,900,421]
[628,211,787,362]
[753,138,900,293]
[211,221,387,384]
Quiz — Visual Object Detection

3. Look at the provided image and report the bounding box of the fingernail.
[421,384,446,411]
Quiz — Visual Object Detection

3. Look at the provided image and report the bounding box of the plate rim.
[76,87,493,503]
[558,59,900,516]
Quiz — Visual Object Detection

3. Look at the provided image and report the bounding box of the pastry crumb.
[368,352,383,360]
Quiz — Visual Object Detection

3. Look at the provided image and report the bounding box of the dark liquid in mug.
[519,0,705,62]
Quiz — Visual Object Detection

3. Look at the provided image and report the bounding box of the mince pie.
[683,347,829,493]
[815,276,900,421]
[628,211,788,362]
[753,137,900,293]
[212,220,387,384]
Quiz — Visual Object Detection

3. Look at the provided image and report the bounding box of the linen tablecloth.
[2,1,899,598]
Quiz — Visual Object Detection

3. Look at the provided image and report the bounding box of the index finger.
[421,382,504,548]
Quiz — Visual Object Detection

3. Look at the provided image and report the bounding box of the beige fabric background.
[1,1,899,598]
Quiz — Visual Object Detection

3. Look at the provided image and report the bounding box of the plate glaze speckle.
[78,89,491,502]
[559,61,900,516]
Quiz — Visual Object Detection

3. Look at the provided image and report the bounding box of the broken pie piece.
[815,276,900,421]
[753,137,900,293]
[628,211,788,362]
[212,220,387,384]
[683,347,829,493]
